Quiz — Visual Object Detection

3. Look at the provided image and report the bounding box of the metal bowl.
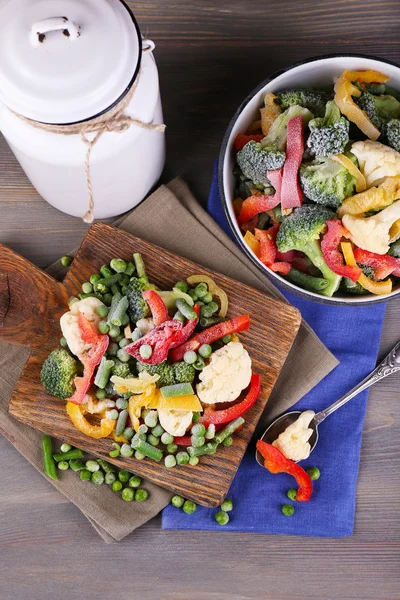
[219,53,400,305]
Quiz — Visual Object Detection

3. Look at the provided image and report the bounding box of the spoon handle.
[314,340,400,425]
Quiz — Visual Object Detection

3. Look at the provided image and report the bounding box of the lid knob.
[29,17,81,47]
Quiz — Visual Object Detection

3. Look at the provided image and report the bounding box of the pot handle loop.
[30,17,81,47]
[142,38,155,53]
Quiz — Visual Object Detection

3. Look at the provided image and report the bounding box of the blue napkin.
[162,162,387,537]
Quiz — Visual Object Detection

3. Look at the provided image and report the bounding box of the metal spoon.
[256,340,400,466]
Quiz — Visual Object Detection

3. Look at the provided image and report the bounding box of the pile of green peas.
[170,495,234,525]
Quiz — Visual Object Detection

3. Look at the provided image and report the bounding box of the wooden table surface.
[1,2,399,599]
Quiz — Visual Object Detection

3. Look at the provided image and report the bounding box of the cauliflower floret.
[196,342,252,405]
[60,297,103,358]
[158,408,193,436]
[272,410,315,462]
[351,140,400,188]
[343,199,400,254]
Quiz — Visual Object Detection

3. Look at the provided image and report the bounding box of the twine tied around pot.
[10,68,166,223]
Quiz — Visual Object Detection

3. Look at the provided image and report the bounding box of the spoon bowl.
[255,411,319,466]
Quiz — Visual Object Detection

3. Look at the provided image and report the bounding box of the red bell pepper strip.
[234,133,264,152]
[353,248,400,280]
[169,314,251,363]
[142,290,169,327]
[199,373,261,427]
[256,440,313,502]
[126,305,200,365]
[68,313,109,405]
[255,225,292,275]
[281,116,304,209]
[238,169,283,225]
[321,219,362,282]
[173,435,192,446]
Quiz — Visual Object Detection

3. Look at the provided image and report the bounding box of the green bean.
[199,316,224,328]
[184,350,197,364]
[215,417,245,444]
[69,459,86,472]
[96,304,109,318]
[124,262,135,276]
[198,344,212,358]
[90,273,101,285]
[176,298,197,321]
[193,357,205,370]
[61,255,73,267]
[100,264,113,278]
[151,424,164,438]
[144,410,158,428]
[173,310,186,324]
[187,441,218,457]
[53,448,84,462]
[133,253,148,282]
[160,383,194,398]
[108,296,129,327]
[202,292,213,303]
[222,436,233,446]
[115,409,129,436]
[79,292,103,300]
[286,268,329,293]
[111,283,121,296]
[94,356,114,389]
[97,459,115,474]
[194,283,208,298]
[131,436,163,461]
[103,293,113,306]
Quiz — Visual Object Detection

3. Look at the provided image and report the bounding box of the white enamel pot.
[0,0,166,220]
[219,54,400,305]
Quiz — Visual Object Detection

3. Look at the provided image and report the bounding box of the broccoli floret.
[299,157,356,209]
[124,277,150,324]
[341,265,375,295]
[388,238,400,257]
[307,100,350,156]
[111,361,133,379]
[356,91,400,135]
[236,105,313,185]
[274,89,330,117]
[41,349,80,400]
[136,361,175,388]
[387,119,400,153]
[276,205,342,296]
[172,362,196,385]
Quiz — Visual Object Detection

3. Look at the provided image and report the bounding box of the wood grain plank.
[6,223,300,506]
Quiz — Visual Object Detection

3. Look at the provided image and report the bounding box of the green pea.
[151,424,164,438]
[176,451,190,465]
[128,475,142,488]
[134,450,145,460]
[189,456,199,466]
[57,461,69,471]
[111,481,123,493]
[90,273,101,285]
[193,357,205,371]
[140,344,153,360]
[117,348,131,363]
[123,427,134,440]
[80,469,91,481]
[109,442,121,458]
[198,344,212,358]
[107,342,119,356]
[98,320,110,334]
[96,388,107,400]
[82,282,93,294]
[119,337,130,349]
[171,495,185,508]
[287,489,297,501]
[183,500,197,514]
[222,334,232,344]
[60,337,68,348]
[91,471,104,485]
[96,304,109,318]
[307,467,321,481]
[116,398,128,410]
[174,281,189,293]
[222,436,233,447]
[184,350,197,364]
[192,412,201,423]
[202,292,213,303]
[85,460,100,473]
[282,504,295,516]
[60,443,72,453]
[138,424,148,434]
[144,410,158,428]
[166,443,178,454]
[121,487,135,502]
[195,283,208,298]
[103,293,113,306]
[215,511,229,525]
[191,435,205,448]
[188,289,198,301]
[135,489,149,502]
[161,432,174,445]
[191,423,206,437]
[105,472,116,485]
[220,498,233,512]
[110,258,127,273]
[109,326,121,339]
[61,255,73,267]
[118,470,130,483]
[165,454,177,468]
[148,434,160,447]
[120,444,133,457]
[108,409,119,420]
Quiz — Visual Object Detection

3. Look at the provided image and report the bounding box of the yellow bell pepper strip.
[260,93,281,136]
[111,372,160,395]
[341,241,392,295]
[112,432,129,444]
[338,174,400,217]
[66,402,115,439]
[243,230,261,258]
[389,218,400,243]
[334,70,389,140]
[186,274,228,318]
[128,386,158,432]
[331,154,366,192]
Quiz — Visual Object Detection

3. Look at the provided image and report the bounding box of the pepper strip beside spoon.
[256,340,400,466]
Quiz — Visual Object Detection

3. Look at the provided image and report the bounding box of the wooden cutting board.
[1,222,301,507]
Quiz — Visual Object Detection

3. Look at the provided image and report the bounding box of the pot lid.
[0,0,142,124]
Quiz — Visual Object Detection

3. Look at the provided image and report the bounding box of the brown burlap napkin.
[0,178,338,542]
